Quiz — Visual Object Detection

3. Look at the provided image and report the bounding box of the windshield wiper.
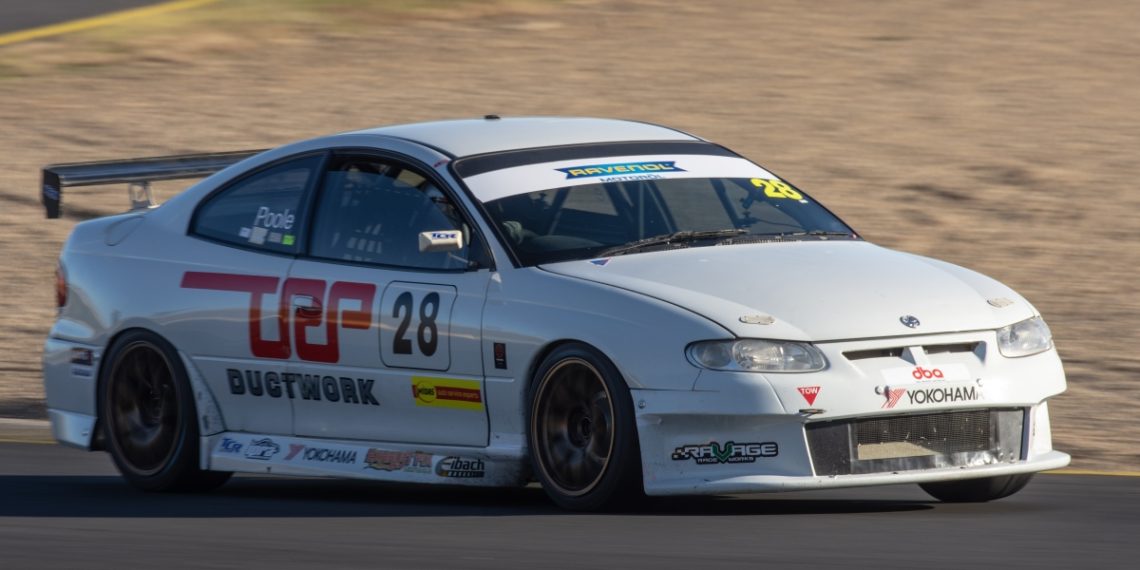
[596,229,747,258]
[756,230,856,240]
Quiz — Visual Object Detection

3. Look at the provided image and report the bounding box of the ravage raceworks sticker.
[671,441,779,465]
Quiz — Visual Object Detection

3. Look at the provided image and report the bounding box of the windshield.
[470,156,855,266]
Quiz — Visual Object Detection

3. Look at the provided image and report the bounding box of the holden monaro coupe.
[42,117,1068,510]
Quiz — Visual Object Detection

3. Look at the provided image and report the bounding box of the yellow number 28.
[751,178,803,200]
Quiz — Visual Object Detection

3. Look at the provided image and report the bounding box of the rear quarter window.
[191,155,322,254]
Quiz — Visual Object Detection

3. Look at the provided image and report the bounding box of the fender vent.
[805,408,1025,476]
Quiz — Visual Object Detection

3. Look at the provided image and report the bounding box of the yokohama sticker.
[286,444,358,464]
[671,441,778,464]
[882,385,981,409]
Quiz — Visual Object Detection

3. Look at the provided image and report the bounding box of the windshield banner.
[462,155,775,202]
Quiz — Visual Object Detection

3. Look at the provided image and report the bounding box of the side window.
[192,155,321,254]
[310,156,471,270]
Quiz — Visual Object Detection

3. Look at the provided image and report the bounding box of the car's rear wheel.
[528,343,642,511]
[919,473,1034,503]
[101,330,231,492]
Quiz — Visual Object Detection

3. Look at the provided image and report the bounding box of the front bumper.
[644,450,1070,496]
[633,331,1068,496]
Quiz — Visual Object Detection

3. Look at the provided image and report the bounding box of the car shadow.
[0,474,937,518]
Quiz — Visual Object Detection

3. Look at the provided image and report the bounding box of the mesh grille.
[854,409,991,456]
[806,409,1025,476]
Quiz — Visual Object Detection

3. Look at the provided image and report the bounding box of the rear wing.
[41,150,266,219]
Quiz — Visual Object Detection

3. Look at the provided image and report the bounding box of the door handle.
[292,294,322,319]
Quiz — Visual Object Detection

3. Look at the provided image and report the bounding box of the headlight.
[687,339,827,373]
[997,316,1053,357]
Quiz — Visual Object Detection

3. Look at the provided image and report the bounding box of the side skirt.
[204,432,528,488]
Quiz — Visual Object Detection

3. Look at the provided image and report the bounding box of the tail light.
[55,263,67,309]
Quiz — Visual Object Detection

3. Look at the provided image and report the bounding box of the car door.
[285,152,492,447]
[170,153,324,436]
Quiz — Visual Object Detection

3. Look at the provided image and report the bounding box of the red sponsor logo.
[882,388,907,409]
[436,387,481,403]
[363,449,433,472]
[285,444,305,460]
[413,384,482,404]
[181,272,376,363]
[797,386,820,405]
[911,366,944,380]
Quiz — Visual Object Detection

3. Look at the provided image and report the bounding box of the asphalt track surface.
[0,0,164,35]
[0,442,1136,569]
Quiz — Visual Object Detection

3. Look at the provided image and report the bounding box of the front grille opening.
[844,342,980,362]
[806,409,1025,476]
[844,347,905,361]
[923,342,980,355]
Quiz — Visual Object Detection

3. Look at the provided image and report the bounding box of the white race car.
[42,117,1069,510]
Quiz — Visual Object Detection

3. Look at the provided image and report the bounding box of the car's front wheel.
[919,473,1034,503]
[528,343,642,511]
[101,330,231,492]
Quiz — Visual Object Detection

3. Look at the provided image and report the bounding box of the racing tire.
[528,343,642,511]
[919,473,1034,503]
[100,330,231,492]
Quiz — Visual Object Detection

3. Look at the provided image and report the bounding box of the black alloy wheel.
[529,343,641,511]
[101,329,231,492]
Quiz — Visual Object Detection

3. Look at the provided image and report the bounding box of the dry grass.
[1,0,1137,470]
